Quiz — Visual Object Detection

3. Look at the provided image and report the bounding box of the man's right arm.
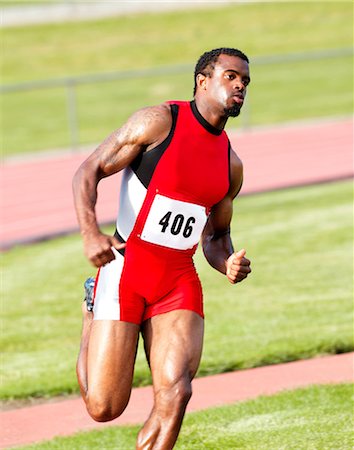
[72,103,172,267]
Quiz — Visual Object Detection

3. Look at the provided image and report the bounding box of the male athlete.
[73,47,252,449]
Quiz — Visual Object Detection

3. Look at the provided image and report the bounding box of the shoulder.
[118,103,172,147]
[131,102,172,127]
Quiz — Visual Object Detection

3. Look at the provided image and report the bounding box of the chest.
[151,126,229,207]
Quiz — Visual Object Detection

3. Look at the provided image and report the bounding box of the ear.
[196,73,207,91]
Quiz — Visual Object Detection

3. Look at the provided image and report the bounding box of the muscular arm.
[201,149,251,283]
[72,103,172,267]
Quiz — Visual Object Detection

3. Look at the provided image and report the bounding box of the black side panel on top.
[228,140,232,190]
[229,141,243,197]
[113,229,126,256]
[130,104,179,189]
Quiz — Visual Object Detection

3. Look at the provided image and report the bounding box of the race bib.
[141,194,207,250]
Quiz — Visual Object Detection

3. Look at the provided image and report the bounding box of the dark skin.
[73,54,251,449]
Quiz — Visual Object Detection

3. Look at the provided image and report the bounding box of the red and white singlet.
[93,101,231,324]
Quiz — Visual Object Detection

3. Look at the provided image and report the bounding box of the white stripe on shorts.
[93,248,124,320]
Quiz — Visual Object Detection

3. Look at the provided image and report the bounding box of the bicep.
[93,128,142,179]
[87,104,172,179]
[202,150,243,239]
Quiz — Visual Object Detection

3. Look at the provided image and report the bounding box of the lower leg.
[136,379,192,450]
[76,301,93,400]
[137,310,204,449]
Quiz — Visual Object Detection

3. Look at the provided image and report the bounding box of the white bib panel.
[141,194,207,250]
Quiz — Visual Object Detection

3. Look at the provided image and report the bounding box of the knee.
[160,379,192,412]
[175,380,192,407]
[86,395,128,422]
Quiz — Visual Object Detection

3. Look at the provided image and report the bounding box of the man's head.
[194,47,250,117]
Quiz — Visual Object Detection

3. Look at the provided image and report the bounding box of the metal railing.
[1,47,352,153]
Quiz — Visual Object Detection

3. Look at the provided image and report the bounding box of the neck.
[194,96,228,131]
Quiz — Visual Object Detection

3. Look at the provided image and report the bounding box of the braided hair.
[193,48,249,96]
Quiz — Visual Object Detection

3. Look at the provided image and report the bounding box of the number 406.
[159,211,195,238]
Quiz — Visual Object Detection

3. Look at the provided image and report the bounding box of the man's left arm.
[201,150,251,284]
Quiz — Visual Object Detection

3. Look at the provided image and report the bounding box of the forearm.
[202,231,234,275]
[72,163,101,238]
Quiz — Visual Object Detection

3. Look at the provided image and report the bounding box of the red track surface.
[1,118,352,248]
[1,353,353,449]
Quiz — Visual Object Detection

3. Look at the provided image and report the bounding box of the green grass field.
[1,180,352,401]
[2,3,351,83]
[2,2,353,156]
[15,384,354,449]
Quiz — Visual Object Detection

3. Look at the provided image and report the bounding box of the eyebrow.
[224,69,251,83]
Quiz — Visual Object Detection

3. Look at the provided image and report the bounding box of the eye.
[225,73,236,80]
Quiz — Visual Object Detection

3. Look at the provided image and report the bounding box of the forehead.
[214,54,250,75]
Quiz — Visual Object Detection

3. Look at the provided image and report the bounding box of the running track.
[1,118,352,249]
[1,353,353,449]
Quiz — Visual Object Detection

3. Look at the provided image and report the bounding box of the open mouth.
[232,95,244,104]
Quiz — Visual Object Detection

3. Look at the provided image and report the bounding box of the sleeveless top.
[115,100,230,257]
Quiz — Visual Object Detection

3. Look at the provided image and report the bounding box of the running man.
[73,47,252,449]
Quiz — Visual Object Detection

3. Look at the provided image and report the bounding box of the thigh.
[87,320,140,410]
[93,248,145,324]
[142,310,204,386]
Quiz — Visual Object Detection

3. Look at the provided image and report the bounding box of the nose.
[234,78,246,91]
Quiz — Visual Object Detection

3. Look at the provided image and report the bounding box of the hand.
[226,249,251,284]
[83,232,126,268]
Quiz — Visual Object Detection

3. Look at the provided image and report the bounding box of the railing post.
[66,80,79,152]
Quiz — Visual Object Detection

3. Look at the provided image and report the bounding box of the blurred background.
[2,1,352,156]
[1,2,353,441]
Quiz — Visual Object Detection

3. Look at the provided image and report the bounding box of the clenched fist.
[226,249,251,284]
[83,232,126,268]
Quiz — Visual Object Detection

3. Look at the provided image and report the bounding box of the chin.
[224,105,241,117]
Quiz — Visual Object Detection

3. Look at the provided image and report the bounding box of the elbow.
[72,160,99,195]
[201,236,213,262]
[201,231,211,251]
[72,164,84,196]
